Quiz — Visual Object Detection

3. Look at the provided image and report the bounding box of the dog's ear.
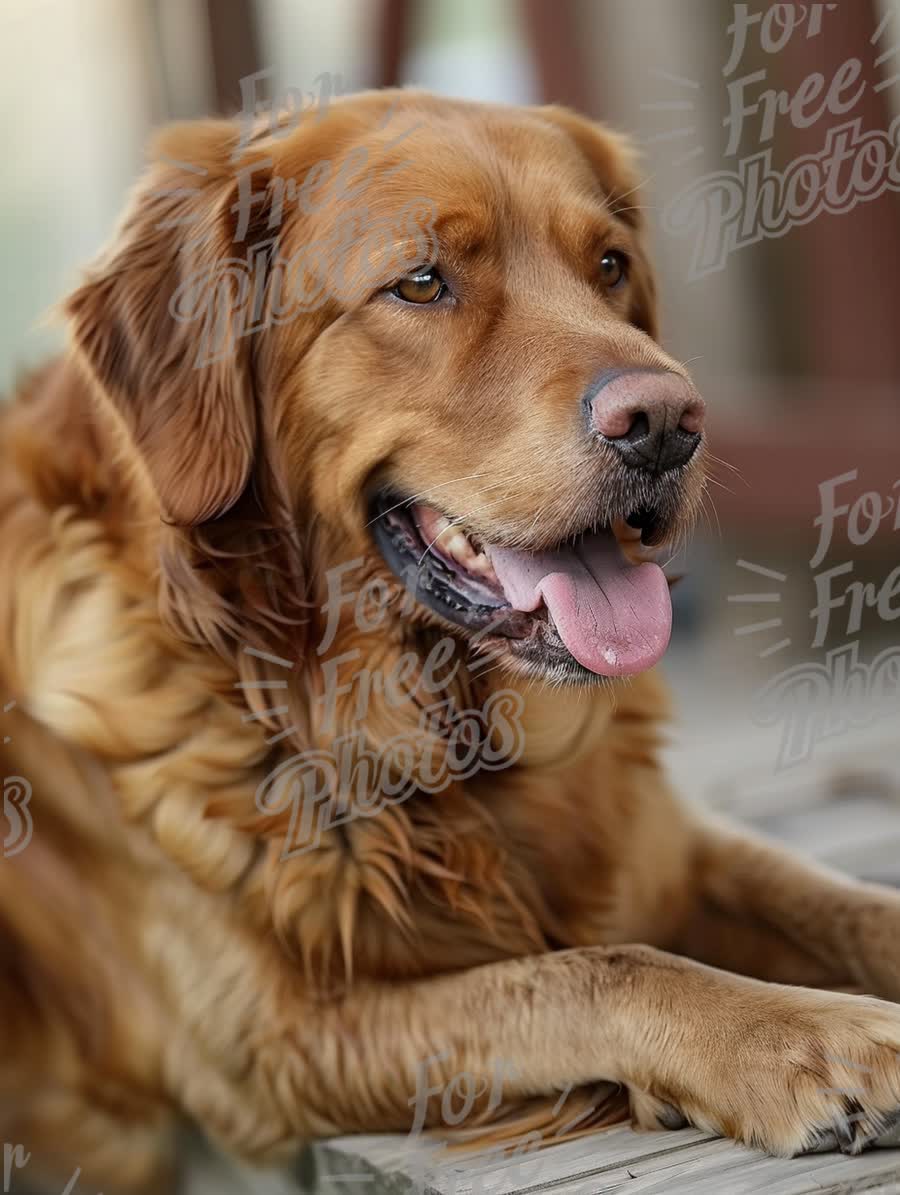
[65,122,273,526]
[538,107,659,341]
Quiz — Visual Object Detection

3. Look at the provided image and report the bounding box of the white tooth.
[430,523,455,547]
[442,531,472,563]
[429,524,501,586]
[468,552,499,583]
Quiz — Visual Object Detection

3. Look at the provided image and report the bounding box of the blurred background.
[3,0,900,852]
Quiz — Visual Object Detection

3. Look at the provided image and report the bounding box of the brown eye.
[599,250,628,289]
[393,267,445,304]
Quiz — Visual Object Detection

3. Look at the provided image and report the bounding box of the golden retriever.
[3,90,900,1192]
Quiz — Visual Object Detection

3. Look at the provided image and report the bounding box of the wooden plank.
[772,0,900,387]
[422,1128,716,1195]
[320,1126,900,1194]
[319,1121,900,1193]
[374,0,412,90]
[204,0,262,115]
[521,0,591,114]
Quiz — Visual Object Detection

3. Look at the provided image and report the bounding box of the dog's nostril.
[622,411,650,445]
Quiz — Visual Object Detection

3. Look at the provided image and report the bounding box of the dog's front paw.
[627,985,900,1157]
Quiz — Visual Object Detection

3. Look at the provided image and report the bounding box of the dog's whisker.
[698,485,722,542]
[703,475,737,497]
[704,450,743,478]
[468,655,510,682]
[611,170,658,206]
[364,474,516,527]
[611,204,657,216]
[470,656,504,681]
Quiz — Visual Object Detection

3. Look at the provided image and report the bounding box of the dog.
[3,89,900,1192]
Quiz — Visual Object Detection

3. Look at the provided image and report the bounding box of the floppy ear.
[538,106,659,341]
[65,122,273,526]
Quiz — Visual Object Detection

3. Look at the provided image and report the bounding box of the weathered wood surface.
[316,1127,900,1194]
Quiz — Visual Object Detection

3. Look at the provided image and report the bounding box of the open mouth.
[369,491,675,683]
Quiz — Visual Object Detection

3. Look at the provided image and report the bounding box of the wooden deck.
[312,1127,900,1194]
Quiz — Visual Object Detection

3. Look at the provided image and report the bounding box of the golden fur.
[3,91,900,1191]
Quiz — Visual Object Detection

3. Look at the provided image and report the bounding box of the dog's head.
[66,91,707,687]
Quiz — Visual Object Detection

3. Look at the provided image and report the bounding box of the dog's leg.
[173,942,900,1160]
[684,814,900,999]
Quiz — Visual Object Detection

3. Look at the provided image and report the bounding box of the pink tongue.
[490,531,672,676]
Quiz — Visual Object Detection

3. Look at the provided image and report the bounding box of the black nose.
[589,370,705,475]
[610,409,701,473]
